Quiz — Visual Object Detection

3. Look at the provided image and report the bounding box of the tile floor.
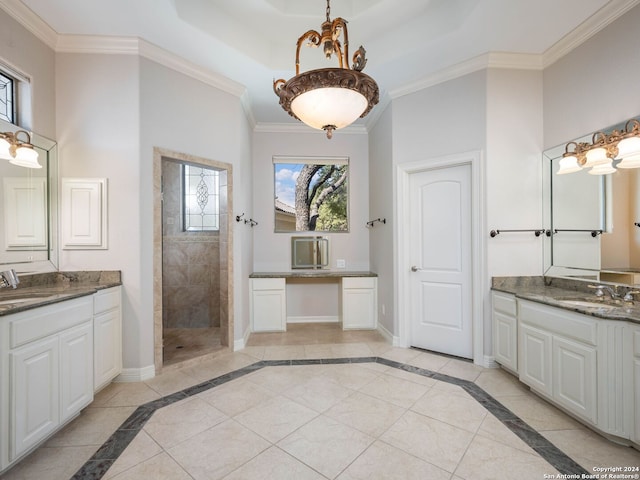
[163,327,224,366]
[2,325,639,480]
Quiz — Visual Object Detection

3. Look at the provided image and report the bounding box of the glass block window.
[0,71,14,123]
[183,164,219,231]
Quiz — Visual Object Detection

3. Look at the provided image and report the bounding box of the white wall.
[543,4,640,149]
[0,8,55,137]
[56,53,145,368]
[368,103,394,336]
[252,130,370,273]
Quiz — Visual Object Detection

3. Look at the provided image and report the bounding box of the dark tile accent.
[70,355,592,479]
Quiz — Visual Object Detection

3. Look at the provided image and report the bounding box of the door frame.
[396,151,486,365]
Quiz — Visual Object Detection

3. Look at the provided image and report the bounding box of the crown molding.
[543,0,640,68]
[56,35,139,55]
[0,0,57,48]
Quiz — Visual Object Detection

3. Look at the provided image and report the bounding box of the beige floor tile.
[384,366,437,387]
[223,446,326,480]
[411,386,488,433]
[144,369,200,396]
[234,395,318,443]
[377,346,422,364]
[0,446,96,480]
[405,351,451,371]
[198,378,275,416]
[278,415,374,479]
[92,382,162,407]
[329,342,375,358]
[542,428,640,471]
[143,397,227,449]
[337,440,451,480]
[358,373,430,408]
[454,434,558,480]
[179,352,257,383]
[108,452,192,480]
[325,391,406,437]
[168,419,270,480]
[438,358,485,382]
[496,393,584,431]
[381,410,474,472]
[282,375,354,412]
[246,365,318,393]
[475,414,536,454]
[240,345,265,360]
[304,343,336,359]
[474,368,529,397]
[366,341,394,356]
[262,345,306,360]
[319,364,382,390]
[45,406,135,447]
[103,431,163,479]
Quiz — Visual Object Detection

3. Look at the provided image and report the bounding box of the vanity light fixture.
[0,130,41,168]
[273,0,379,139]
[557,118,640,175]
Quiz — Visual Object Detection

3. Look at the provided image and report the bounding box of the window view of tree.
[274,159,349,232]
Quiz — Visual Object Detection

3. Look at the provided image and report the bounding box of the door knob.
[411,266,420,272]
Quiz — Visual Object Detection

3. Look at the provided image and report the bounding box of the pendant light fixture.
[273,0,379,139]
[0,130,41,168]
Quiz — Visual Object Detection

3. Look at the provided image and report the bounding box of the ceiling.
[5,0,639,127]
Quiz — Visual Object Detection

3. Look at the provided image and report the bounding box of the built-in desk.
[249,271,378,332]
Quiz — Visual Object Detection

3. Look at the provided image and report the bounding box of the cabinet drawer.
[9,297,93,349]
[94,287,121,314]
[519,299,597,346]
[492,291,516,316]
[251,278,285,291]
[342,277,376,289]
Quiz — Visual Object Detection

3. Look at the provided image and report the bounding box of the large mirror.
[274,156,349,233]
[543,117,640,282]
[0,118,58,273]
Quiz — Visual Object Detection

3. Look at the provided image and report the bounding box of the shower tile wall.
[162,160,222,329]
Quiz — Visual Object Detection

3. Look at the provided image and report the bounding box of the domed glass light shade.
[273,0,379,139]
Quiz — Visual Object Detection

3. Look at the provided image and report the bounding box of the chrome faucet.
[0,269,20,289]
[588,284,621,301]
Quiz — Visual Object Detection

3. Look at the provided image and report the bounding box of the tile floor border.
[71,357,589,479]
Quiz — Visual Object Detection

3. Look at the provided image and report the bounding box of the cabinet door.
[552,336,597,423]
[519,323,553,397]
[94,309,122,391]
[10,337,59,460]
[60,322,94,423]
[342,288,376,329]
[632,328,640,445]
[251,279,286,332]
[493,311,517,371]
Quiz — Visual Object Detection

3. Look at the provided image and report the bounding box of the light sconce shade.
[273,0,379,139]
[0,130,41,168]
[557,118,640,175]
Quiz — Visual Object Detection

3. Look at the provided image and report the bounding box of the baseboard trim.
[234,326,251,351]
[482,355,500,369]
[114,365,156,382]
[377,323,400,346]
[287,315,340,324]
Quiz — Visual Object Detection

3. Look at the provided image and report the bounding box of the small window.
[183,164,219,231]
[0,70,15,123]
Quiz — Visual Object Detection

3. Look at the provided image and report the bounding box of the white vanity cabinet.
[518,299,597,423]
[492,291,518,372]
[632,325,640,445]
[5,297,94,462]
[341,277,377,330]
[93,286,123,391]
[250,278,287,332]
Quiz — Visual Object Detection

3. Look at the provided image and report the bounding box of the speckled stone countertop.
[492,276,640,324]
[0,271,121,316]
[250,271,378,279]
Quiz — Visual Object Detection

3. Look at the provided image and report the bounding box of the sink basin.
[558,299,621,310]
[0,295,53,306]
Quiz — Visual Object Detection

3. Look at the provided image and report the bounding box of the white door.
[409,164,472,358]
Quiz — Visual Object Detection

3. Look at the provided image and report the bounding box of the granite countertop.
[0,271,122,316]
[250,271,378,279]
[492,276,640,324]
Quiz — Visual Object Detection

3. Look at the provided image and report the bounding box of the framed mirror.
[0,118,58,273]
[274,156,349,233]
[543,116,640,281]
